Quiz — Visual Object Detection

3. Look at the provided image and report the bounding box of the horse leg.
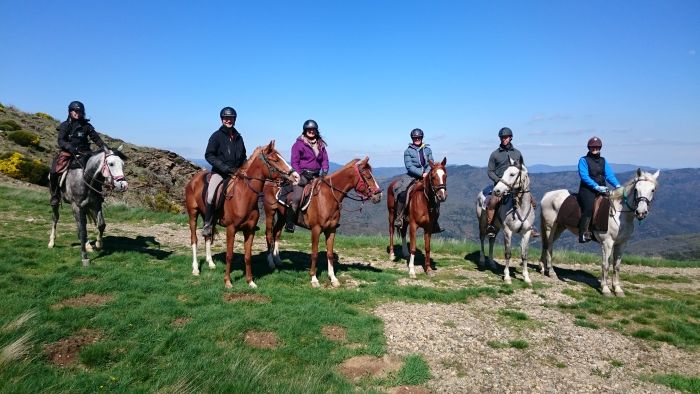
[408,223,418,279]
[600,239,614,296]
[48,204,59,248]
[502,227,513,284]
[388,210,396,261]
[521,229,532,285]
[265,207,277,269]
[73,205,90,267]
[542,223,562,279]
[188,210,201,276]
[95,204,106,250]
[325,230,340,287]
[243,230,257,289]
[487,229,496,269]
[205,235,215,269]
[310,227,321,288]
[273,212,284,266]
[612,243,625,297]
[224,225,235,288]
[400,225,409,258]
[423,231,434,277]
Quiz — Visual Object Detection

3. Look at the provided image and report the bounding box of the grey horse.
[48,148,128,266]
[476,158,536,285]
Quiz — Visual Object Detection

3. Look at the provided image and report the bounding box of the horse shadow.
[211,249,383,280]
[388,244,436,271]
[549,265,600,290]
[89,235,172,260]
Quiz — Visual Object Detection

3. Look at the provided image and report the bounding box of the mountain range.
[2,103,698,260]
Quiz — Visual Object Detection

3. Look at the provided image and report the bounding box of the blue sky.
[1,1,698,169]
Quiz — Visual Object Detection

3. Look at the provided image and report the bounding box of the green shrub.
[0,119,22,131]
[35,112,55,121]
[7,130,41,147]
[0,152,49,185]
[145,190,182,213]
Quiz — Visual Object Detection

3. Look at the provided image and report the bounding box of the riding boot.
[284,205,296,233]
[49,172,61,206]
[578,216,592,243]
[201,203,214,237]
[486,207,497,238]
[393,201,405,228]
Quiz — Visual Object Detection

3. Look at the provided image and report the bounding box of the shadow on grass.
[387,244,437,271]
[210,249,384,282]
[91,235,172,260]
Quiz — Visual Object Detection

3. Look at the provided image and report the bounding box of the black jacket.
[57,119,105,154]
[487,143,523,183]
[205,126,247,176]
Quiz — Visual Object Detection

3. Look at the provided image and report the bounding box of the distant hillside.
[0,104,200,212]
[626,233,700,260]
[528,163,658,174]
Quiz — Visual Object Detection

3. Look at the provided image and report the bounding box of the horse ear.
[636,168,642,177]
[509,157,516,165]
[360,156,369,166]
[117,144,123,151]
[652,169,660,180]
[428,159,435,167]
[441,157,447,166]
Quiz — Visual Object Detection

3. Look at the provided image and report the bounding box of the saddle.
[201,172,232,213]
[277,180,319,212]
[556,193,610,234]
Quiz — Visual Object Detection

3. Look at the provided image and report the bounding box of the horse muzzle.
[370,192,382,204]
[113,179,128,192]
[437,189,447,202]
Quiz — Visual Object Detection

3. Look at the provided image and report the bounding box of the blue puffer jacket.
[404,143,433,178]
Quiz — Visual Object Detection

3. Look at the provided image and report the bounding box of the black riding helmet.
[410,128,424,139]
[68,101,85,115]
[303,119,319,135]
[587,136,602,149]
[220,107,237,118]
[498,127,513,138]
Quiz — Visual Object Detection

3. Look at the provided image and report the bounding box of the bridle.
[75,150,126,196]
[620,177,655,214]
[424,166,446,205]
[497,165,525,193]
[238,150,295,194]
[321,162,382,204]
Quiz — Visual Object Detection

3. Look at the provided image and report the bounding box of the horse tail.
[539,206,549,263]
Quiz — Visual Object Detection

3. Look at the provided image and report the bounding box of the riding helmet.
[587,136,603,149]
[498,127,513,138]
[410,128,424,139]
[220,107,237,118]
[68,101,85,114]
[303,119,319,131]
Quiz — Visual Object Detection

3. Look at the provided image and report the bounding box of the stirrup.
[486,225,496,238]
[579,232,591,243]
[201,224,213,237]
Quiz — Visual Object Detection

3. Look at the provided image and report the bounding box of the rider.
[392,128,443,232]
[201,106,247,237]
[49,100,106,206]
[485,127,539,238]
[285,119,329,233]
[577,136,621,243]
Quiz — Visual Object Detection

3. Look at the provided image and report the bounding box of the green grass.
[649,374,700,393]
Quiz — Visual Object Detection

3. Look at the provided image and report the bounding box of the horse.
[184,141,298,288]
[539,168,660,296]
[262,157,382,288]
[48,148,128,267]
[475,159,536,284]
[387,158,447,279]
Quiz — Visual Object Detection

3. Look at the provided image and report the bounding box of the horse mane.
[609,170,658,200]
[238,145,265,173]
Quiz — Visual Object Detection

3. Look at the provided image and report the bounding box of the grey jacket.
[487,144,523,183]
[404,143,434,179]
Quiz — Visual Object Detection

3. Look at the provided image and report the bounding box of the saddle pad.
[300,180,318,212]
[556,194,581,229]
[592,196,610,232]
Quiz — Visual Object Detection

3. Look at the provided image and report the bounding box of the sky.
[1,1,699,169]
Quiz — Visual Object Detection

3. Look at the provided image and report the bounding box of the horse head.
[353,157,382,203]
[101,146,128,192]
[493,157,528,197]
[252,140,299,185]
[629,168,660,220]
[427,157,448,202]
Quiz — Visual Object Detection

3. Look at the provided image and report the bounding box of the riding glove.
[595,185,608,193]
[320,169,328,177]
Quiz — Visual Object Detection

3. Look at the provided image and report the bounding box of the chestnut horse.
[185,141,298,288]
[387,158,447,278]
[263,157,382,288]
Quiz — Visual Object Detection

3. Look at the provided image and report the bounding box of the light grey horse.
[476,159,536,284]
[539,169,660,296]
[48,148,128,266]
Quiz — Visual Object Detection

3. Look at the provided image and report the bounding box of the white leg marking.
[191,243,200,276]
[409,254,416,279]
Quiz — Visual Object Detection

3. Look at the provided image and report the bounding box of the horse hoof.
[48,242,54,248]
[331,279,340,288]
[248,281,258,289]
[207,262,216,270]
[614,289,625,297]
[388,253,395,261]
[427,270,436,278]
[82,259,90,267]
[601,287,613,297]
[225,281,233,289]
[504,277,512,285]
[409,273,417,279]
[311,281,320,288]
[85,244,94,253]
[95,242,103,251]
[192,270,200,276]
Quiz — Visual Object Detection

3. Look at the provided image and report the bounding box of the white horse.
[48,148,128,266]
[476,159,536,285]
[539,169,660,296]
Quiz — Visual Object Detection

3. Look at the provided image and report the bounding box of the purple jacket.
[291,136,329,173]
